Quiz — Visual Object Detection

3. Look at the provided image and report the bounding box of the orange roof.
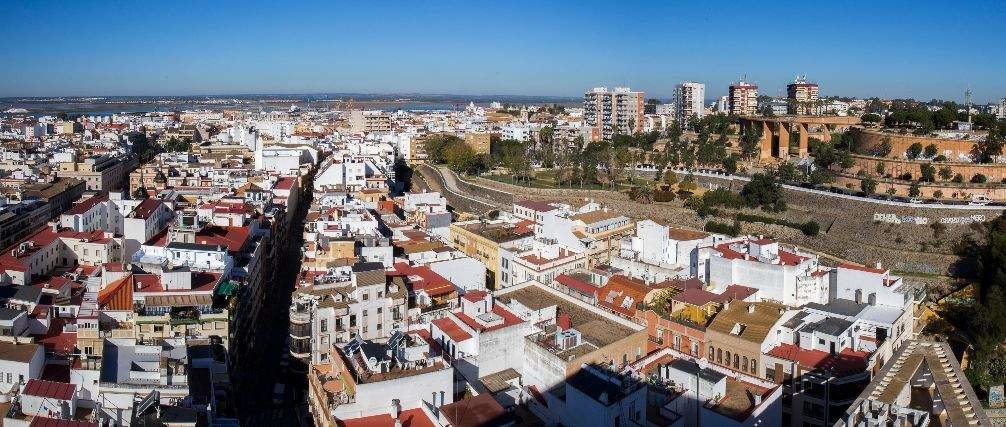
[432,317,473,342]
[767,343,869,377]
[335,408,434,427]
[597,275,651,317]
[97,274,133,310]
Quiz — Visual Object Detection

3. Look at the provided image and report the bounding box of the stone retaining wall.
[850,128,978,161]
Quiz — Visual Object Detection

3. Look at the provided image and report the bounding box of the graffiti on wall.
[874,213,986,225]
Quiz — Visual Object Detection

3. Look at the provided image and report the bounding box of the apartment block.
[583,87,645,141]
[787,75,820,115]
[674,82,706,126]
[729,80,759,116]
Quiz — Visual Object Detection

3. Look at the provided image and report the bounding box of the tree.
[776,162,800,182]
[162,137,192,153]
[944,214,1006,390]
[973,124,1006,163]
[875,162,885,176]
[933,189,943,199]
[628,182,654,203]
[739,125,762,157]
[939,165,953,181]
[861,113,882,123]
[740,173,786,212]
[908,182,921,198]
[952,173,964,183]
[801,221,820,236]
[906,142,923,159]
[924,143,938,158]
[722,154,739,174]
[860,177,878,194]
[972,173,988,184]
[133,186,149,199]
[664,170,679,186]
[876,137,893,157]
[920,163,936,182]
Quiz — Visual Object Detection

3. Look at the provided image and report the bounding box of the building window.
[717,348,722,363]
[743,356,749,372]
[725,351,731,365]
[751,359,758,373]
[734,354,740,369]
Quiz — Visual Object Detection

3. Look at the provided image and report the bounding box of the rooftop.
[498,284,637,350]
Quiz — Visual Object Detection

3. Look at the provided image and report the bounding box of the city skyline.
[1,0,1004,102]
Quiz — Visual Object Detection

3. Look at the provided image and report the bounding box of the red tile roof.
[64,192,108,215]
[713,243,807,266]
[29,417,97,427]
[130,198,164,220]
[97,274,133,310]
[515,200,557,212]
[597,275,649,317]
[273,177,296,190]
[767,343,869,377]
[672,288,723,307]
[513,219,535,235]
[335,408,434,427]
[432,317,473,342]
[555,274,598,297]
[721,284,758,301]
[454,305,524,333]
[392,263,456,297]
[23,379,75,400]
[462,290,488,303]
[439,393,507,427]
[195,225,250,254]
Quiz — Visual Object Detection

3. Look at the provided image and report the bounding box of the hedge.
[704,220,741,236]
[735,213,820,236]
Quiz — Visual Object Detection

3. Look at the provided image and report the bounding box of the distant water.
[1,95,579,117]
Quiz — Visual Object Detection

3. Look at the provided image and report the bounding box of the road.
[666,167,1006,212]
[417,164,509,213]
[236,162,319,426]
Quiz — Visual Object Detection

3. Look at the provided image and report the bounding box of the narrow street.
[236,162,320,426]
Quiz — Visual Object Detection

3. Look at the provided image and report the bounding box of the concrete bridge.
[739,115,861,161]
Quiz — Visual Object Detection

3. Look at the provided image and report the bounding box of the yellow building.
[448,220,532,290]
[670,290,722,325]
[464,132,492,155]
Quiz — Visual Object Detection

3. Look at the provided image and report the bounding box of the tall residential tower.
[787,75,820,115]
[583,87,645,141]
[728,79,759,116]
[674,81,705,126]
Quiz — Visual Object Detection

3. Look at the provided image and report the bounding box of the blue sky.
[1,0,1003,102]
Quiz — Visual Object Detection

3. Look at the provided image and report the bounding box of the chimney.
[557,312,572,331]
[747,304,755,314]
[754,393,762,405]
[389,399,401,421]
[874,261,883,269]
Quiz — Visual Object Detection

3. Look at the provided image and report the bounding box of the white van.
[969,195,992,206]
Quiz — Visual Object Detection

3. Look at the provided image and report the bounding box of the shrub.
[801,221,821,236]
[653,190,675,202]
[704,220,740,236]
[702,188,743,208]
[972,173,988,183]
[735,213,821,236]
